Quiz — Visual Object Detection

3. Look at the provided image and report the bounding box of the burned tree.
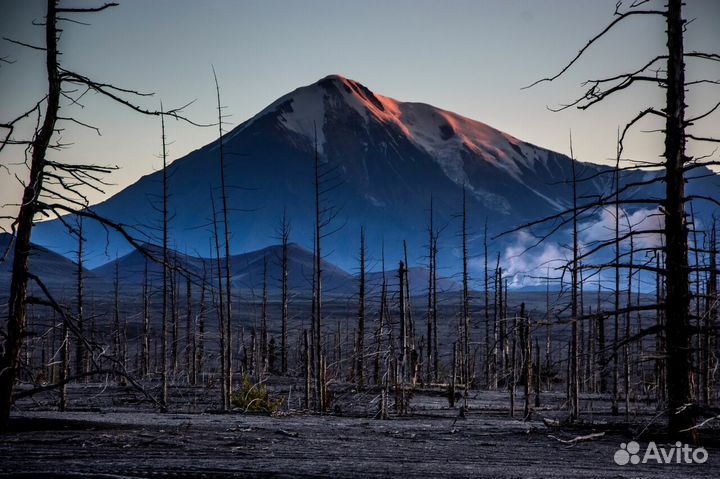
[0,1,201,427]
[212,67,233,409]
[461,187,471,405]
[357,226,366,389]
[74,217,86,379]
[520,0,720,439]
[277,210,291,374]
[309,122,342,411]
[210,193,227,409]
[160,108,170,409]
[425,196,435,384]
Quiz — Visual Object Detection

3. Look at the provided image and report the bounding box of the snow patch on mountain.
[238,75,545,186]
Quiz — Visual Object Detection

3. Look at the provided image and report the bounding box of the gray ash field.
[2,382,720,478]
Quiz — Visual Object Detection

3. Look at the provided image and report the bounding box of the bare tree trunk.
[704,222,717,407]
[280,211,290,374]
[497,261,505,384]
[426,196,434,384]
[185,274,193,383]
[534,337,541,409]
[310,232,317,406]
[113,261,121,384]
[260,256,268,375]
[357,227,366,389]
[304,329,310,409]
[597,282,607,394]
[171,267,178,377]
[374,245,387,386]
[403,241,415,359]
[212,67,233,408]
[142,260,150,378]
[612,137,621,417]
[569,136,580,421]
[449,342,457,408]
[59,295,69,411]
[690,205,702,406]
[312,126,324,411]
[545,270,552,391]
[197,267,207,385]
[484,218,492,388]
[522,303,531,419]
[74,217,85,379]
[432,234,439,382]
[656,250,667,409]
[399,260,407,409]
[160,109,169,411]
[0,0,60,428]
[461,188,470,407]
[664,0,696,441]
[625,236,634,420]
[210,194,227,410]
[509,312,517,418]
[121,317,128,382]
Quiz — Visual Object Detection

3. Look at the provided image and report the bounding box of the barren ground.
[2,381,719,478]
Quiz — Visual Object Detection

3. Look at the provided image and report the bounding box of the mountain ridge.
[30,75,719,282]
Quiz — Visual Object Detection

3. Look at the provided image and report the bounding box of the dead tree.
[278,210,290,374]
[74,217,86,378]
[59,285,70,411]
[171,265,178,377]
[449,341,457,408]
[518,0,718,439]
[260,255,268,375]
[432,228,440,382]
[704,222,717,406]
[357,226,366,389]
[313,129,323,410]
[210,193,227,409]
[212,67,233,408]
[521,304,532,419]
[509,310,517,417]
[612,140,621,416]
[113,261,121,384]
[484,218,493,388]
[545,269,553,391]
[624,236,635,420]
[426,196,434,384]
[374,244,388,386]
[496,259,505,384]
[403,241,415,359]
[304,329,310,409]
[534,337,541,408]
[185,273,193,383]
[309,122,341,411]
[569,136,580,420]
[196,265,207,384]
[690,205,702,402]
[596,282,607,394]
[461,187,471,405]
[398,260,408,405]
[160,108,170,410]
[0,1,202,427]
[141,259,150,377]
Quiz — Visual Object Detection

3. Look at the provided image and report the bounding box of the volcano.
[31,75,718,278]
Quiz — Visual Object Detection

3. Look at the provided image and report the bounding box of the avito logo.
[614,441,708,465]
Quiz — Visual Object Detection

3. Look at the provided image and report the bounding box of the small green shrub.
[230,376,284,414]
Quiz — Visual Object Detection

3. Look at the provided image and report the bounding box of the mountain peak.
[318,73,350,83]
[250,74,541,188]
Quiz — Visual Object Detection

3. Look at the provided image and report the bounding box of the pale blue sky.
[1,0,718,229]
